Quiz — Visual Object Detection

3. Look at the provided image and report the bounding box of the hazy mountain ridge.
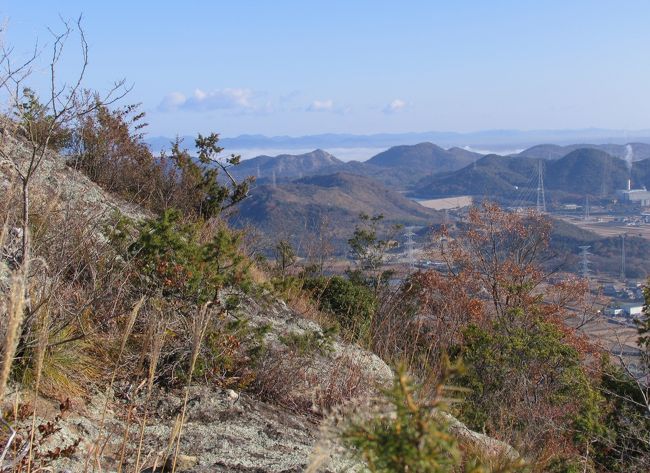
[230,142,483,189]
[414,148,650,199]
[146,129,650,153]
[366,142,481,173]
[515,142,650,161]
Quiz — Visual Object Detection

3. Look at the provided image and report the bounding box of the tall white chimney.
[628,179,631,191]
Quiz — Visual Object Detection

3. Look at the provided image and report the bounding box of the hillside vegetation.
[1,22,650,473]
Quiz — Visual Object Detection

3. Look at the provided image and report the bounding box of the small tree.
[127,210,250,306]
[68,99,155,198]
[341,363,525,472]
[342,365,461,472]
[167,133,254,220]
[274,239,296,280]
[347,213,400,290]
[440,202,554,320]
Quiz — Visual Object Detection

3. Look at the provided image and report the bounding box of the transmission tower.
[579,245,592,280]
[404,228,416,269]
[620,234,626,281]
[536,160,546,213]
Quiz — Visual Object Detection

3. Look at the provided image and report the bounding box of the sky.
[3,1,650,138]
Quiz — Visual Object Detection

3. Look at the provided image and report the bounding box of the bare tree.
[0,16,129,267]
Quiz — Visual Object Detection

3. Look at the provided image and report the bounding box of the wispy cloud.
[383,98,407,114]
[159,88,256,112]
[160,90,350,116]
[159,92,186,111]
[307,99,335,112]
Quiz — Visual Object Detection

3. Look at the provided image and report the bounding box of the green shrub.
[303,275,377,341]
[191,316,271,388]
[594,359,650,472]
[455,313,606,467]
[127,209,251,304]
[342,366,462,472]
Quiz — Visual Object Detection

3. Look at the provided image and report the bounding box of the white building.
[622,303,644,317]
[616,180,650,205]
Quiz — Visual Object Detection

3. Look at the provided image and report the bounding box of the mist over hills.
[146,129,650,154]
[514,142,650,161]
[231,142,483,188]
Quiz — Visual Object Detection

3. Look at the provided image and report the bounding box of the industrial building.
[605,303,644,319]
[616,179,650,205]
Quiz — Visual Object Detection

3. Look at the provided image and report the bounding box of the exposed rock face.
[227,293,394,389]
[138,385,360,472]
[3,384,361,472]
[0,136,147,223]
[2,293,384,472]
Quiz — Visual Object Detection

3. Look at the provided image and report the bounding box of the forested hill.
[365,142,481,173]
[229,149,342,181]
[232,172,441,252]
[413,148,647,199]
[515,142,650,161]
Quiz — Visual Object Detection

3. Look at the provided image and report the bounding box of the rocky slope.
[4,293,390,472]
[1,139,513,472]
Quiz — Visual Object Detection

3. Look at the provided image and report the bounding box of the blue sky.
[3,1,650,138]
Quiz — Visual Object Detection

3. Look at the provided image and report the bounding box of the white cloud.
[307,99,334,112]
[384,98,407,114]
[158,91,187,111]
[159,88,256,112]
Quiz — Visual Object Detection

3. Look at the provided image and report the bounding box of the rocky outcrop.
[0,135,147,223]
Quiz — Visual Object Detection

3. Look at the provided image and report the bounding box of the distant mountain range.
[226,141,650,204]
[229,143,483,189]
[224,141,650,273]
[146,129,650,155]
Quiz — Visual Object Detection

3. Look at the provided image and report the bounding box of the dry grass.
[87,296,144,472]
[0,263,28,402]
[169,303,211,473]
[251,348,374,419]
